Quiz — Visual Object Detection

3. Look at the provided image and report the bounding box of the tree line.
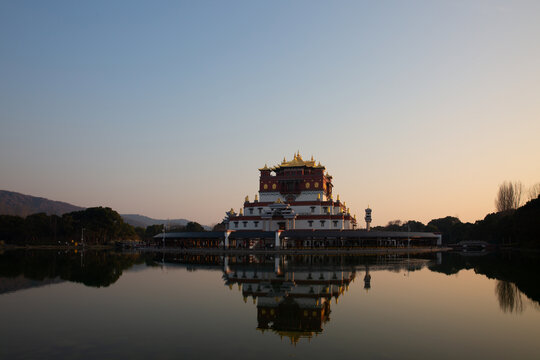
[0,207,207,245]
[374,181,540,248]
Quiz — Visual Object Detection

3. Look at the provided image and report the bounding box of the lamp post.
[81,228,85,247]
[162,224,166,248]
[407,224,410,249]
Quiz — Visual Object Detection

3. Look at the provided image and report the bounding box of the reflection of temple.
[224,257,355,342]
[155,253,438,343]
[222,256,356,343]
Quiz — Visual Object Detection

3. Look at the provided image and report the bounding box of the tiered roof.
[259,152,325,171]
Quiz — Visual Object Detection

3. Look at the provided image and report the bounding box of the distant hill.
[0,190,84,217]
[0,190,211,229]
[121,214,212,230]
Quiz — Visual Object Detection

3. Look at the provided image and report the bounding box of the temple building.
[225,153,357,231]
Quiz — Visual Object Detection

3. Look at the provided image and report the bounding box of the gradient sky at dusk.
[1,1,539,226]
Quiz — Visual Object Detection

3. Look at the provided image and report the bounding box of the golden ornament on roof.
[245,195,249,202]
[269,153,324,170]
[239,208,243,215]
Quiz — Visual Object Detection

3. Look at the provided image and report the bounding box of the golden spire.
[311,155,314,161]
[239,208,243,215]
[337,194,340,202]
[255,194,258,202]
[282,157,286,163]
[245,195,249,202]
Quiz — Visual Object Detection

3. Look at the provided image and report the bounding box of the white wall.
[228,218,350,230]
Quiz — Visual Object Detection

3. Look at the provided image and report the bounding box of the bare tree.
[528,182,540,201]
[513,181,523,209]
[495,181,523,212]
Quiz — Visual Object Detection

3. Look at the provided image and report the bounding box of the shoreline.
[2,245,537,255]
[0,244,450,255]
[130,246,452,255]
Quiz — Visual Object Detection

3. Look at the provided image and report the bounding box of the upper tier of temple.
[258,152,333,202]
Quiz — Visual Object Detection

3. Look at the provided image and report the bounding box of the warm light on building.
[224,153,357,231]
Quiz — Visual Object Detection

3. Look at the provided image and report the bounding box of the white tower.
[365,207,372,231]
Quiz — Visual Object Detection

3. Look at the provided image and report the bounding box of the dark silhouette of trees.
[212,222,227,231]
[0,207,138,245]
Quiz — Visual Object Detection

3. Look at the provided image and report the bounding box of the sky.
[1,0,539,227]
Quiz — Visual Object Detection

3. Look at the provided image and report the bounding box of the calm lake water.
[0,250,539,359]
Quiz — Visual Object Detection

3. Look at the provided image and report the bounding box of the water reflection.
[1,250,539,319]
[0,250,150,292]
[158,253,433,343]
[496,280,524,314]
[429,251,540,311]
[222,256,356,343]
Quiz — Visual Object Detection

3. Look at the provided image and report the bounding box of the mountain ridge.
[0,190,210,229]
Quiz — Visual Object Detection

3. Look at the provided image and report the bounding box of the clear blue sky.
[1,1,539,226]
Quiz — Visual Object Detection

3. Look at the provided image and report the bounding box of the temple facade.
[225,153,357,231]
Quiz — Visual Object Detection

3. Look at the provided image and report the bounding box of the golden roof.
[261,152,325,171]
